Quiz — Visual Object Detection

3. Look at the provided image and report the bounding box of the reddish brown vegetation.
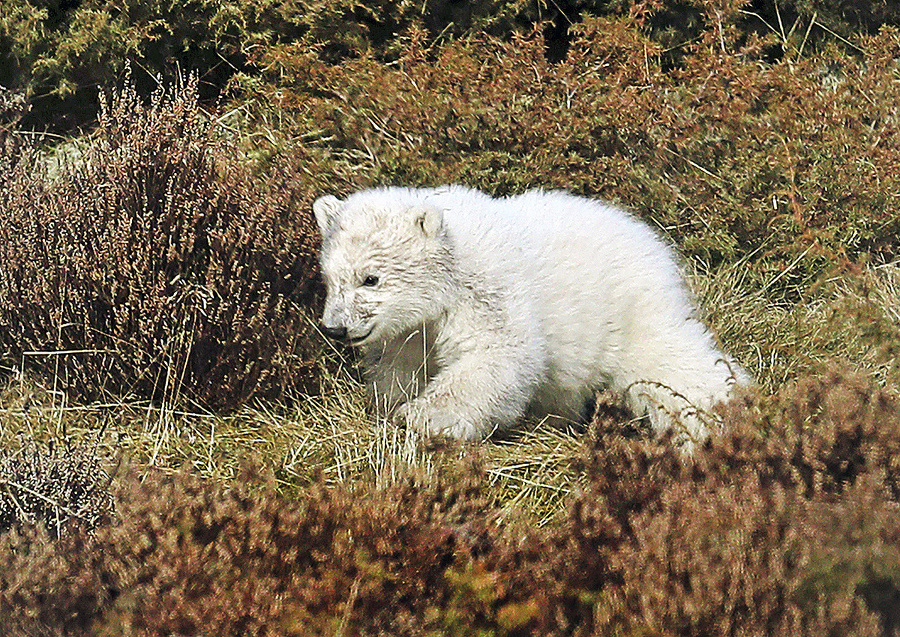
[258,12,900,284]
[1,372,898,635]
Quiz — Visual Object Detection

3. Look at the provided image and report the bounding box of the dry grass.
[0,345,582,526]
[4,258,900,527]
[2,239,900,636]
[694,258,900,391]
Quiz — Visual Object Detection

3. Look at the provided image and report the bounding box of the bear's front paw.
[393,399,485,441]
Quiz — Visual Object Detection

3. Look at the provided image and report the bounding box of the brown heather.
[0,428,113,538]
[545,370,900,635]
[255,6,900,282]
[0,371,897,635]
[0,78,321,410]
[0,459,500,636]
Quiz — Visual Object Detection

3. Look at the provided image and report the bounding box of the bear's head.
[314,191,452,347]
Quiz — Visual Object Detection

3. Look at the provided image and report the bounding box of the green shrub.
[0,78,321,410]
[5,0,897,132]
[0,0,295,131]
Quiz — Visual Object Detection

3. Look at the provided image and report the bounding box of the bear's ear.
[313,195,343,235]
[410,205,443,238]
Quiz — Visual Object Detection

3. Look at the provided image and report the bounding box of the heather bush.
[0,459,502,635]
[532,370,900,635]
[254,6,900,284]
[2,373,898,635]
[0,428,113,538]
[0,78,321,410]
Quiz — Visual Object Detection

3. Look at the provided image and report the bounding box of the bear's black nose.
[322,325,348,341]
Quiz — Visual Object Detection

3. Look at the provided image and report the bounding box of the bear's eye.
[361,275,379,287]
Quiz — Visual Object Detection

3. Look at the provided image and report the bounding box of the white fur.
[315,185,748,449]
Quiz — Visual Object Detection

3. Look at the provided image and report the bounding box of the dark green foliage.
[3,0,897,131]
[0,78,321,410]
[772,0,900,42]
[0,0,292,131]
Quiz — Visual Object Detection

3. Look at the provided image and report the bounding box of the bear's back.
[421,187,689,311]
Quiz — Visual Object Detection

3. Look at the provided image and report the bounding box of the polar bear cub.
[314,185,748,449]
